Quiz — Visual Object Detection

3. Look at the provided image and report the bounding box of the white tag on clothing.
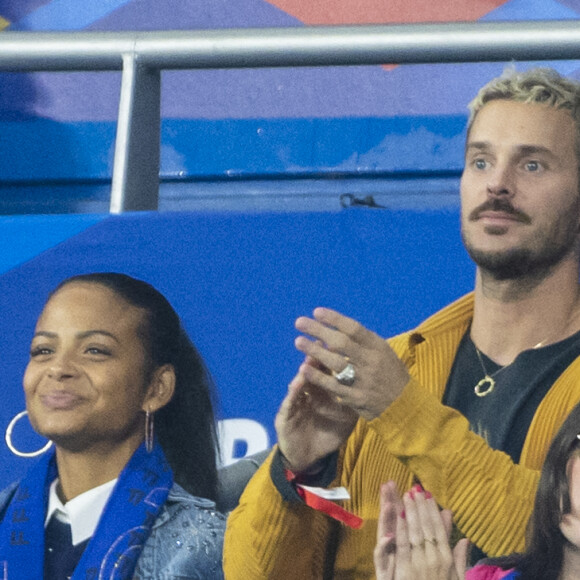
[297,485,351,501]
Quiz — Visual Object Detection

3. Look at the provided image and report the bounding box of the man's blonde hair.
[467,67,580,159]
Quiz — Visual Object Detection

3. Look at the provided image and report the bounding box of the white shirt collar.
[45,478,117,546]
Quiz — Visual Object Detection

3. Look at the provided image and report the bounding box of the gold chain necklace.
[473,347,509,397]
[473,339,547,397]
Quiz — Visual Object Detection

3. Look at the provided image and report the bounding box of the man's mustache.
[468,198,532,224]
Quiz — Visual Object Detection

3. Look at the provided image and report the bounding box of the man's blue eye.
[526,161,539,171]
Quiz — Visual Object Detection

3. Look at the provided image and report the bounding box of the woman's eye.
[474,158,487,170]
[30,347,52,357]
[86,347,111,356]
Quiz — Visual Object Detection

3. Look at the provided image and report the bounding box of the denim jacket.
[0,482,225,580]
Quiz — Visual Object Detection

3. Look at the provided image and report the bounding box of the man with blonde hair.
[225,67,580,579]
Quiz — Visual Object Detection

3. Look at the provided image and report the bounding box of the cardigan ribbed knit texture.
[225,293,580,579]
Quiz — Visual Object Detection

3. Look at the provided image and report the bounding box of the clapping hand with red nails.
[374,481,470,580]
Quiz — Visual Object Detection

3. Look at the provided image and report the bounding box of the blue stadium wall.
[0,0,578,488]
[0,209,474,488]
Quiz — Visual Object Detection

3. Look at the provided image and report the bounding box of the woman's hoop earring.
[145,409,154,453]
[5,410,53,458]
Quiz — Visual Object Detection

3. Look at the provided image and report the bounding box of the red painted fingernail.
[413,484,423,493]
[425,491,432,500]
[400,510,406,519]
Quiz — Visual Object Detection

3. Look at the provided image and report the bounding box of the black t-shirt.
[443,328,580,463]
[444,327,580,563]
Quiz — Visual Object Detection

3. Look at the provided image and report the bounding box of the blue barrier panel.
[0,209,473,485]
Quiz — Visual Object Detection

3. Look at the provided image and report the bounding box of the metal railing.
[1,20,579,212]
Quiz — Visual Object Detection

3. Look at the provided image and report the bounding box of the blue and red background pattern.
[0,0,579,211]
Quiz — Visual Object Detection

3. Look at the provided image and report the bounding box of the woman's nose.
[47,354,76,380]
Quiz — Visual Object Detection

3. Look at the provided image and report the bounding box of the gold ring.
[335,395,343,404]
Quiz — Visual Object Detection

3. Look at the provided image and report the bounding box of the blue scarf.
[0,441,172,580]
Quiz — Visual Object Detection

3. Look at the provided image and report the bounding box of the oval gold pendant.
[474,376,495,397]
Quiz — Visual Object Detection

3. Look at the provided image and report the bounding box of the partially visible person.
[374,481,469,580]
[467,397,580,580]
[375,400,580,580]
[0,273,225,579]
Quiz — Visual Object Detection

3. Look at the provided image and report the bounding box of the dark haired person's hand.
[374,481,469,580]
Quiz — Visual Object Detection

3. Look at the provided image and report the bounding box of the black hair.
[50,272,219,502]
[483,401,580,579]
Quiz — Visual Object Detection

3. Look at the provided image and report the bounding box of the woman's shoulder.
[139,483,225,578]
[168,483,218,504]
[166,483,226,519]
[158,482,226,535]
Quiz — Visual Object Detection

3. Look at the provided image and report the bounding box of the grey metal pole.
[110,53,160,213]
[1,20,579,212]
[0,21,578,71]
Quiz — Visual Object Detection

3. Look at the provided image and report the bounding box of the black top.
[443,327,580,564]
[443,328,580,463]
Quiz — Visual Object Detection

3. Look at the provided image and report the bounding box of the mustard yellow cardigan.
[224,294,580,579]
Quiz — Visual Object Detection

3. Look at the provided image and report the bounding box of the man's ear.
[143,364,176,413]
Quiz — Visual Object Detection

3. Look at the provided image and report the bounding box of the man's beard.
[462,198,579,281]
[462,242,575,280]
